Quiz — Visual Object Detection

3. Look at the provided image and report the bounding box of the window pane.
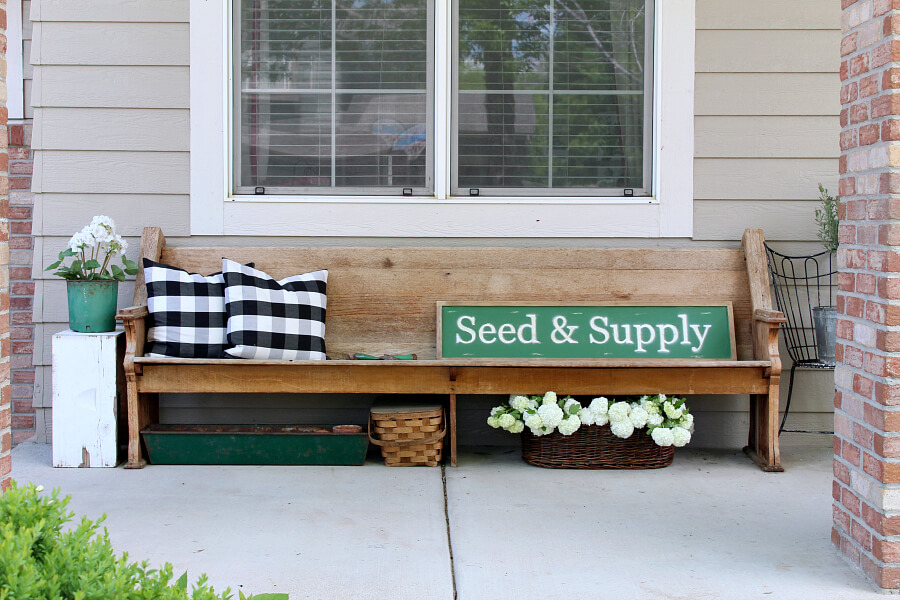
[238,0,431,193]
[552,93,643,189]
[456,0,650,194]
[335,1,429,90]
[240,93,332,188]
[457,92,549,188]
[241,0,332,91]
[335,93,427,187]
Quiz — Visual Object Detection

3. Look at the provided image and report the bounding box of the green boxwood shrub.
[0,481,287,600]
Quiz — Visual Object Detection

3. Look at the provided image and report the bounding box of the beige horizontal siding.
[695,116,839,159]
[694,200,820,241]
[24,79,33,119]
[32,0,188,22]
[34,151,189,194]
[696,30,840,73]
[37,194,190,236]
[695,73,840,116]
[694,159,839,200]
[33,108,189,151]
[23,40,32,80]
[692,0,840,260]
[32,66,189,108]
[34,22,189,66]
[696,0,840,29]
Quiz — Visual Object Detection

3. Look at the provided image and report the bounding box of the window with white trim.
[235,0,652,197]
[189,0,694,237]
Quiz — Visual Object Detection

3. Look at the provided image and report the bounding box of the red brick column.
[836,0,900,589]
[0,0,11,493]
[8,123,34,445]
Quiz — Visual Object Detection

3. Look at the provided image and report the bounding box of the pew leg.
[743,378,783,472]
[124,378,156,469]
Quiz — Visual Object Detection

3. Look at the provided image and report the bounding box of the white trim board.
[7,0,24,120]
[190,0,695,238]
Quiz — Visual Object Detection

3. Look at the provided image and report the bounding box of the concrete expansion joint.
[440,465,458,600]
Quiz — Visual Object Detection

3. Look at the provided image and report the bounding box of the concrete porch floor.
[9,440,881,600]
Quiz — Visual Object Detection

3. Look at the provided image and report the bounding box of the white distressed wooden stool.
[51,330,125,467]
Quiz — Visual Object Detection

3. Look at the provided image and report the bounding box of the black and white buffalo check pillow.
[143,258,233,358]
[222,259,328,361]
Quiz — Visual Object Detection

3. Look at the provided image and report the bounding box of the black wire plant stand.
[764,244,836,435]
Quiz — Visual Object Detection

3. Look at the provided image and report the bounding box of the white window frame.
[190,0,694,237]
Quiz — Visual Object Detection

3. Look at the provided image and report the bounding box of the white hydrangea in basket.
[488,392,694,448]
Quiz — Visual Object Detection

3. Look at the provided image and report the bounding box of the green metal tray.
[141,425,369,466]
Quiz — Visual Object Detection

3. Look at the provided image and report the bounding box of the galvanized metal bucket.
[66,280,118,332]
[812,305,837,367]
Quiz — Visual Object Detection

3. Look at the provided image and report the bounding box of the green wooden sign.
[438,303,735,360]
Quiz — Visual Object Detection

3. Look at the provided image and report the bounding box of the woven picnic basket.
[369,404,445,467]
[521,424,674,469]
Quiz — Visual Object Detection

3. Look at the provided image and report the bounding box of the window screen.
[236,0,432,195]
[456,0,652,195]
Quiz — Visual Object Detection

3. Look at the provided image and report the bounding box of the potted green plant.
[46,215,139,332]
[813,184,838,365]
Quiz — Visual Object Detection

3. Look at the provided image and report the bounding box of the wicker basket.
[369,404,445,467]
[521,424,674,469]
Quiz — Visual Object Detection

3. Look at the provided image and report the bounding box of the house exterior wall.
[27,0,841,445]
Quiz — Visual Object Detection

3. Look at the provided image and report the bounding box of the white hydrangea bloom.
[594,411,609,426]
[557,414,582,436]
[498,413,515,429]
[509,420,525,434]
[487,415,501,428]
[490,406,504,416]
[607,401,631,422]
[651,427,675,447]
[647,412,664,427]
[563,397,582,416]
[542,391,558,405]
[509,395,531,411]
[663,402,683,420]
[589,397,609,415]
[681,412,694,429]
[578,407,596,426]
[629,405,649,429]
[610,418,635,439]
[537,402,564,430]
[523,412,544,432]
[672,426,691,447]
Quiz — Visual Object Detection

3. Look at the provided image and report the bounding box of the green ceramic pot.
[66,280,118,333]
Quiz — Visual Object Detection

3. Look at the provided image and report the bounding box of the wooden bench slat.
[159,246,749,274]
[134,364,772,396]
[134,357,772,368]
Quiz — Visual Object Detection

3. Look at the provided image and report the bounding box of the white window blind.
[235,0,652,198]
[236,0,432,195]
[455,0,652,195]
